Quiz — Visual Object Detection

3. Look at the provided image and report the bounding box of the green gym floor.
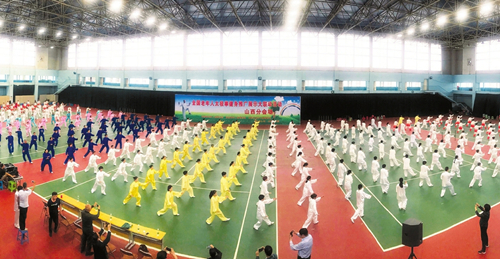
[33,127,276,258]
[309,123,500,250]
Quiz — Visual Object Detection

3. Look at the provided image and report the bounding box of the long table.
[59,194,166,249]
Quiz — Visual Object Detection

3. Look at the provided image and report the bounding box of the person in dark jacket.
[208,244,222,259]
[92,223,112,259]
[81,202,101,256]
[475,203,491,254]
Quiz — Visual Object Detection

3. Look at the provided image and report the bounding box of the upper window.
[476,40,500,71]
[12,40,35,66]
[125,37,151,68]
[0,38,10,65]
[430,44,442,71]
[372,37,402,69]
[154,35,184,67]
[301,32,335,67]
[404,41,429,71]
[68,44,76,68]
[187,32,221,67]
[223,31,259,66]
[338,34,370,68]
[99,40,123,68]
[77,41,98,68]
[262,31,298,66]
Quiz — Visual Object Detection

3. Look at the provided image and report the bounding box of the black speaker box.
[402,218,423,247]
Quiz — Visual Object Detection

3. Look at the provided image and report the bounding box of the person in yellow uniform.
[239,144,250,164]
[216,136,227,154]
[398,116,404,125]
[176,171,195,198]
[415,115,421,123]
[143,164,159,191]
[201,149,213,171]
[235,153,247,173]
[189,159,206,184]
[201,129,210,145]
[192,134,202,153]
[209,126,217,140]
[243,135,253,147]
[208,144,220,163]
[230,121,238,135]
[224,130,232,146]
[157,185,180,216]
[215,120,223,135]
[206,190,230,225]
[227,162,242,187]
[236,120,241,132]
[219,172,236,203]
[250,126,258,140]
[123,176,148,207]
[181,141,193,160]
[171,147,185,169]
[158,156,173,179]
[226,125,235,139]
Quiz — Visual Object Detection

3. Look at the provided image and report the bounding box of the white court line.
[232,130,265,259]
[275,134,279,258]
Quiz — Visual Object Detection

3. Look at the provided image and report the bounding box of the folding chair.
[138,246,153,259]
[59,212,76,234]
[40,201,49,226]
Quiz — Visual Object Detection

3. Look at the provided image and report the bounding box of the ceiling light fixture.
[109,0,123,13]
[421,22,429,31]
[437,15,447,26]
[130,9,141,20]
[480,1,493,16]
[38,28,46,34]
[407,28,415,35]
[456,7,468,22]
[159,23,168,31]
[146,16,156,26]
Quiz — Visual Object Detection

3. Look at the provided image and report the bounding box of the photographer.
[81,202,101,256]
[156,247,178,259]
[290,228,313,259]
[256,245,277,259]
[208,244,222,259]
[92,223,112,259]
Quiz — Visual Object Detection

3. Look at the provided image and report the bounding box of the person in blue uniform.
[83,131,94,147]
[99,134,111,153]
[16,128,23,145]
[84,139,96,158]
[29,132,38,150]
[86,119,94,133]
[96,128,105,144]
[21,140,32,163]
[52,130,61,147]
[114,132,125,149]
[6,132,14,154]
[41,149,53,173]
[156,120,164,135]
[80,125,89,140]
[38,126,45,142]
[132,127,140,142]
[47,137,56,157]
[64,143,78,164]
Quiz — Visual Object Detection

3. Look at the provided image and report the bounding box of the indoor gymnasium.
[0,0,499,259]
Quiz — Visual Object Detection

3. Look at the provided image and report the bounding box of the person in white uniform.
[389,146,400,167]
[440,167,456,197]
[120,139,133,159]
[357,148,367,171]
[91,166,110,195]
[451,155,462,178]
[419,161,433,187]
[296,163,313,190]
[302,193,322,229]
[62,158,79,183]
[430,150,443,171]
[402,154,417,177]
[469,162,487,188]
[371,156,380,182]
[297,176,317,206]
[253,194,276,230]
[351,184,372,223]
[380,164,390,193]
[337,159,347,187]
[144,143,158,164]
[84,151,101,174]
[344,170,353,200]
[132,150,146,173]
[378,140,385,159]
[396,178,408,210]
[104,145,120,166]
[111,158,132,182]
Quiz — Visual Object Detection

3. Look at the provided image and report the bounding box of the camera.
[290,230,294,237]
[258,247,264,252]
[165,247,171,252]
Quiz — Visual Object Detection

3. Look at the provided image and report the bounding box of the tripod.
[408,246,417,259]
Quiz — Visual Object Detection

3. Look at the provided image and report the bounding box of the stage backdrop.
[174,94,301,125]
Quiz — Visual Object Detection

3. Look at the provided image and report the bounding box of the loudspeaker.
[402,218,423,247]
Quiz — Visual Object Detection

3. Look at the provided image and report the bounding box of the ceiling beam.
[320,0,349,31]
[188,0,223,33]
[227,0,246,31]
